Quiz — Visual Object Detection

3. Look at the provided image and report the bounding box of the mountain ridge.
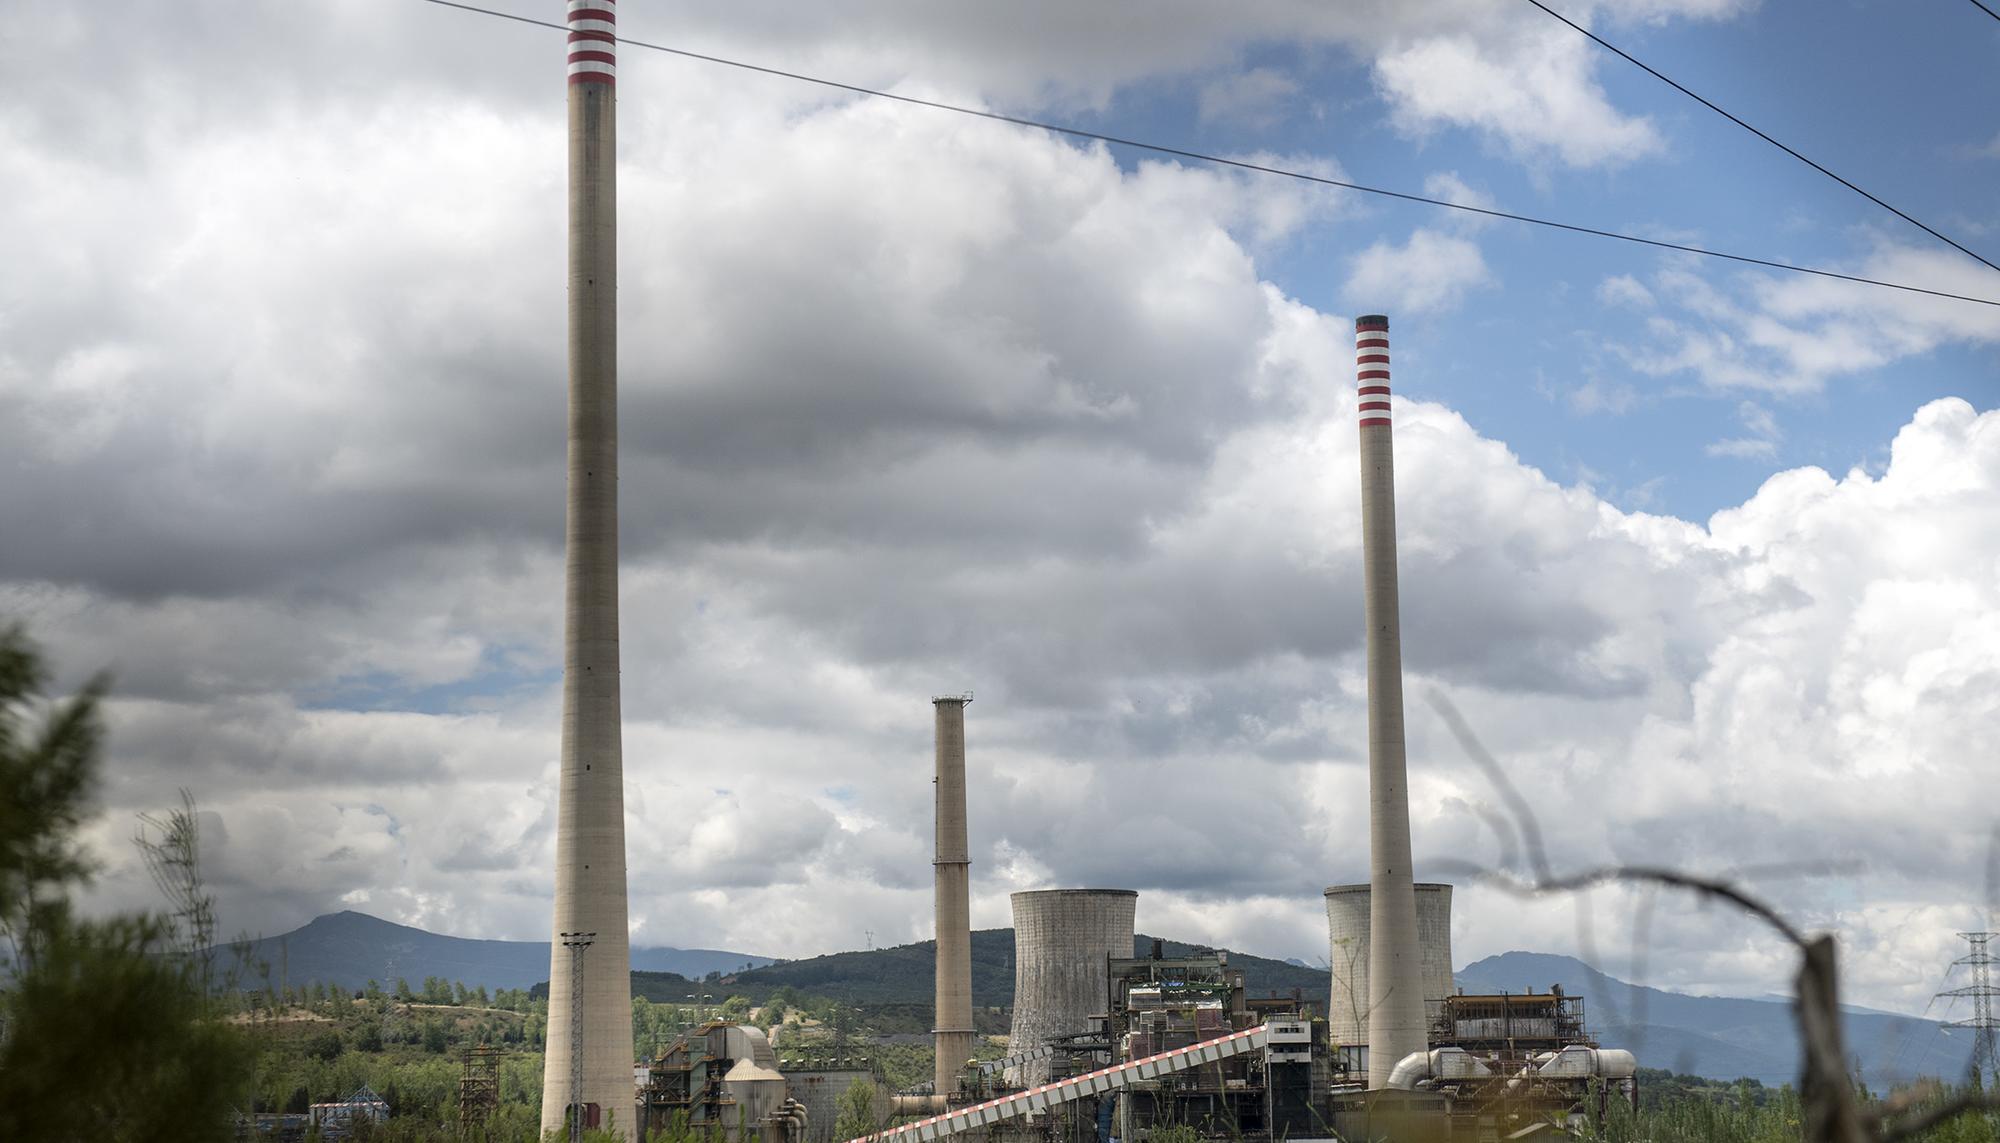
[217,910,774,992]
[1456,950,1970,1087]
[228,914,1973,1087]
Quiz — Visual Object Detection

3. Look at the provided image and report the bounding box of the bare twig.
[1430,861,1808,951]
[1425,688,2000,1143]
[1426,691,1552,882]
[1467,802,1523,877]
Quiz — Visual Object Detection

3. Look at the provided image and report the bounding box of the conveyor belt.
[976,1045,1054,1076]
[854,1024,1270,1143]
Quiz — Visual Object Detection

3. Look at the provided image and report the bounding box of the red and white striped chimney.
[1356,316,1392,429]
[566,0,617,86]
[1353,314,1425,1089]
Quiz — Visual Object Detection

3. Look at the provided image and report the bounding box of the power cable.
[1970,1,2000,25]
[1521,0,2000,276]
[418,0,2000,308]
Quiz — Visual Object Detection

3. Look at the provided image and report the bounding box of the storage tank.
[1006,888,1138,1086]
[722,1057,789,1127]
[1325,883,1453,1051]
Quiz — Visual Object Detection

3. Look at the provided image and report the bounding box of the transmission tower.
[1937,931,2000,1087]
[561,932,596,1143]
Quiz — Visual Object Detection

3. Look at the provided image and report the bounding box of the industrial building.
[638,1021,815,1142]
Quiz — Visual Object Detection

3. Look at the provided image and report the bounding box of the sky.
[3,0,1998,1020]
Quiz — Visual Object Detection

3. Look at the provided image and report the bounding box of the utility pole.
[1937,931,2000,1088]
[562,931,597,1143]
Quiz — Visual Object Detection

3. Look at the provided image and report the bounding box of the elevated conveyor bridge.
[853,1024,1271,1143]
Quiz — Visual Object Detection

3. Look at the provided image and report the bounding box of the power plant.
[513,59,1635,1131]
[813,315,1638,1141]
[541,0,635,1137]
[549,305,1638,1140]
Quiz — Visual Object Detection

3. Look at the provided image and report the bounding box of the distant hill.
[1458,951,1971,1088]
[221,911,772,992]
[231,914,1974,1088]
[631,929,1329,1009]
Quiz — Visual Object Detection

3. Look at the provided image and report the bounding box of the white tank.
[1006,889,1138,1086]
[1324,883,1453,1049]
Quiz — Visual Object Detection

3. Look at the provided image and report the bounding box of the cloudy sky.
[4,0,1998,1019]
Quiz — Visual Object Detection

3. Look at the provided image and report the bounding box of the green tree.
[831,1077,881,1141]
[0,625,252,1140]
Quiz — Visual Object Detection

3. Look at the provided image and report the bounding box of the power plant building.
[1005,889,1138,1086]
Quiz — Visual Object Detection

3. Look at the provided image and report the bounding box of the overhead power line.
[1521,0,2000,277]
[1971,1,2000,25]
[418,0,2000,309]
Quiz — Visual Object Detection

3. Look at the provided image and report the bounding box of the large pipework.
[1355,314,1426,1090]
[1007,889,1138,1086]
[1386,1046,1638,1091]
[932,695,975,1100]
[542,1,634,1137]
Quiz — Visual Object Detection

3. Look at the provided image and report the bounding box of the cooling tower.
[1354,313,1426,1089]
[1006,889,1138,1086]
[542,1,635,1136]
[1324,883,1454,1051]
[933,696,975,1099]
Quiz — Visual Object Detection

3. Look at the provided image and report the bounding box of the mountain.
[1457,951,1971,1088]
[632,929,1330,1008]
[228,914,1975,1088]
[221,911,773,992]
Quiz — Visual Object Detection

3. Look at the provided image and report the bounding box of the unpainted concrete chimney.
[932,695,975,1099]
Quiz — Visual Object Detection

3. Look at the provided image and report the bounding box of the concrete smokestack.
[541,3,634,1137]
[1355,314,1425,1090]
[1007,889,1137,1087]
[932,696,975,1100]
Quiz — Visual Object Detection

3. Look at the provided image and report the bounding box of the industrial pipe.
[1383,1047,1494,1090]
[891,1095,947,1116]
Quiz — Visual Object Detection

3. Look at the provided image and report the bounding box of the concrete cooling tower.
[1006,889,1138,1086]
[1325,883,1454,1052]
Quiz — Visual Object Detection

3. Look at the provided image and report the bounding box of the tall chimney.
[541,2,634,1137]
[932,695,975,1101]
[1355,315,1425,1089]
